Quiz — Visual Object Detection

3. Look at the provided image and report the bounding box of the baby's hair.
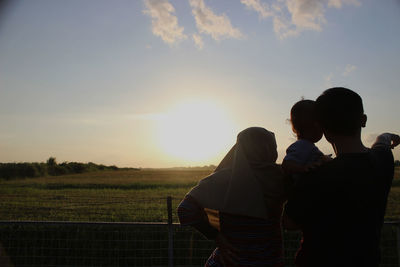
[290,99,317,138]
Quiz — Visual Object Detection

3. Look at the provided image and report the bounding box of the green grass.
[0,168,399,222]
[0,169,211,222]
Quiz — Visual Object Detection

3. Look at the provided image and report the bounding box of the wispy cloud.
[324,72,334,87]
[143,0,362,47]
[323,63,357,86]
[342,64,357,76]
[189,0,243,41]
[143,0,187,45]
[241,0,273,19]
[192,33,204,50]
[328,0,361,9]
[240,0,362,39]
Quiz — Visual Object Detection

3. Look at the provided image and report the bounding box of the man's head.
[315,87,367,140]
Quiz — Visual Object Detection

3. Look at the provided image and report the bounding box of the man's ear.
[361,114,367,128]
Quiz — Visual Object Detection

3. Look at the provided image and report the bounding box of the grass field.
[0,169,210,222]
[0,167,399,222]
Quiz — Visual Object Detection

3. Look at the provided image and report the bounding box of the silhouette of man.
[283,87,397,267]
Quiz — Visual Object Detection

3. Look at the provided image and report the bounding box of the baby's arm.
[282,154,331,175]
[372,133,400,149]
[283,141,329,174]
[282,160,308,174]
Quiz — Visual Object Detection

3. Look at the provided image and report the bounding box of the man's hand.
[373,133,400,150]
[390,134,400,149]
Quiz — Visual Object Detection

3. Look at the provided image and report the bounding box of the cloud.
[272,16,298,38]
[323,63,357,86]
[287,0,326,31]
[189,0,243,41]
[240,0,362,39]
[143,0,187,45]
[241,0,273,18]
[192,33,204,50]
[143,0,363,47]
[328,0,361,9]
[342,64,357,76]
[272,0,328,38]
[324,72,334,87]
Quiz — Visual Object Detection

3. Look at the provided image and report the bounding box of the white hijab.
[188,127,285,219]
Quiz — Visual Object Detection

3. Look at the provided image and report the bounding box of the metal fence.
[0,197,399,267]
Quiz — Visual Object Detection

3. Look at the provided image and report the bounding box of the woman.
[177,127,287,267]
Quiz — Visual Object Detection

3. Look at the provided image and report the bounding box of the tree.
[47,157,57,166]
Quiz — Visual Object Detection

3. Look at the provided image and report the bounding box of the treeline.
[145,165,217,171]
[0,157,137,180]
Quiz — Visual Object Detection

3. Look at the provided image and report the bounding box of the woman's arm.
[177,195,218,240]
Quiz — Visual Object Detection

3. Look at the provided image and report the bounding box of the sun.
[156,100,236,164]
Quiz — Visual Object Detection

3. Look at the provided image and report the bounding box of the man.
[283,87,399,267]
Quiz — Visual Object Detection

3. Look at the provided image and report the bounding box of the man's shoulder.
[302,149,394,188]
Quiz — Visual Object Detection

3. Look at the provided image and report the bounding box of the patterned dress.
[178,195,284,267]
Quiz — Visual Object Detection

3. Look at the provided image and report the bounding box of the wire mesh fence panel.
[0,222,169,267]
[173,226,215,267]
[1,222,399,267]
[282,230,302,267]
[380,223,400,267]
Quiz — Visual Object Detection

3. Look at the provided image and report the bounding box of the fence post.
[167,196,174,267]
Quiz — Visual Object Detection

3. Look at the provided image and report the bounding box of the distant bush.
[395,160,400,167]
[0,163,45,179]
[0,157,135,180]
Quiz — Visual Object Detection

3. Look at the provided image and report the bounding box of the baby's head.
[290,99,323,143]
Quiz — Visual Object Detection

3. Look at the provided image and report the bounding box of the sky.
[0,0,399,168]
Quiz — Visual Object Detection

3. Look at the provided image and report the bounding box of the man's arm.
[372,133,400,149]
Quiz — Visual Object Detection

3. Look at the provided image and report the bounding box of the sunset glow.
[0,1,399,167]
[156,100,237,163]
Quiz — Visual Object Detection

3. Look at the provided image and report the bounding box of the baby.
[282,99,327,175]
